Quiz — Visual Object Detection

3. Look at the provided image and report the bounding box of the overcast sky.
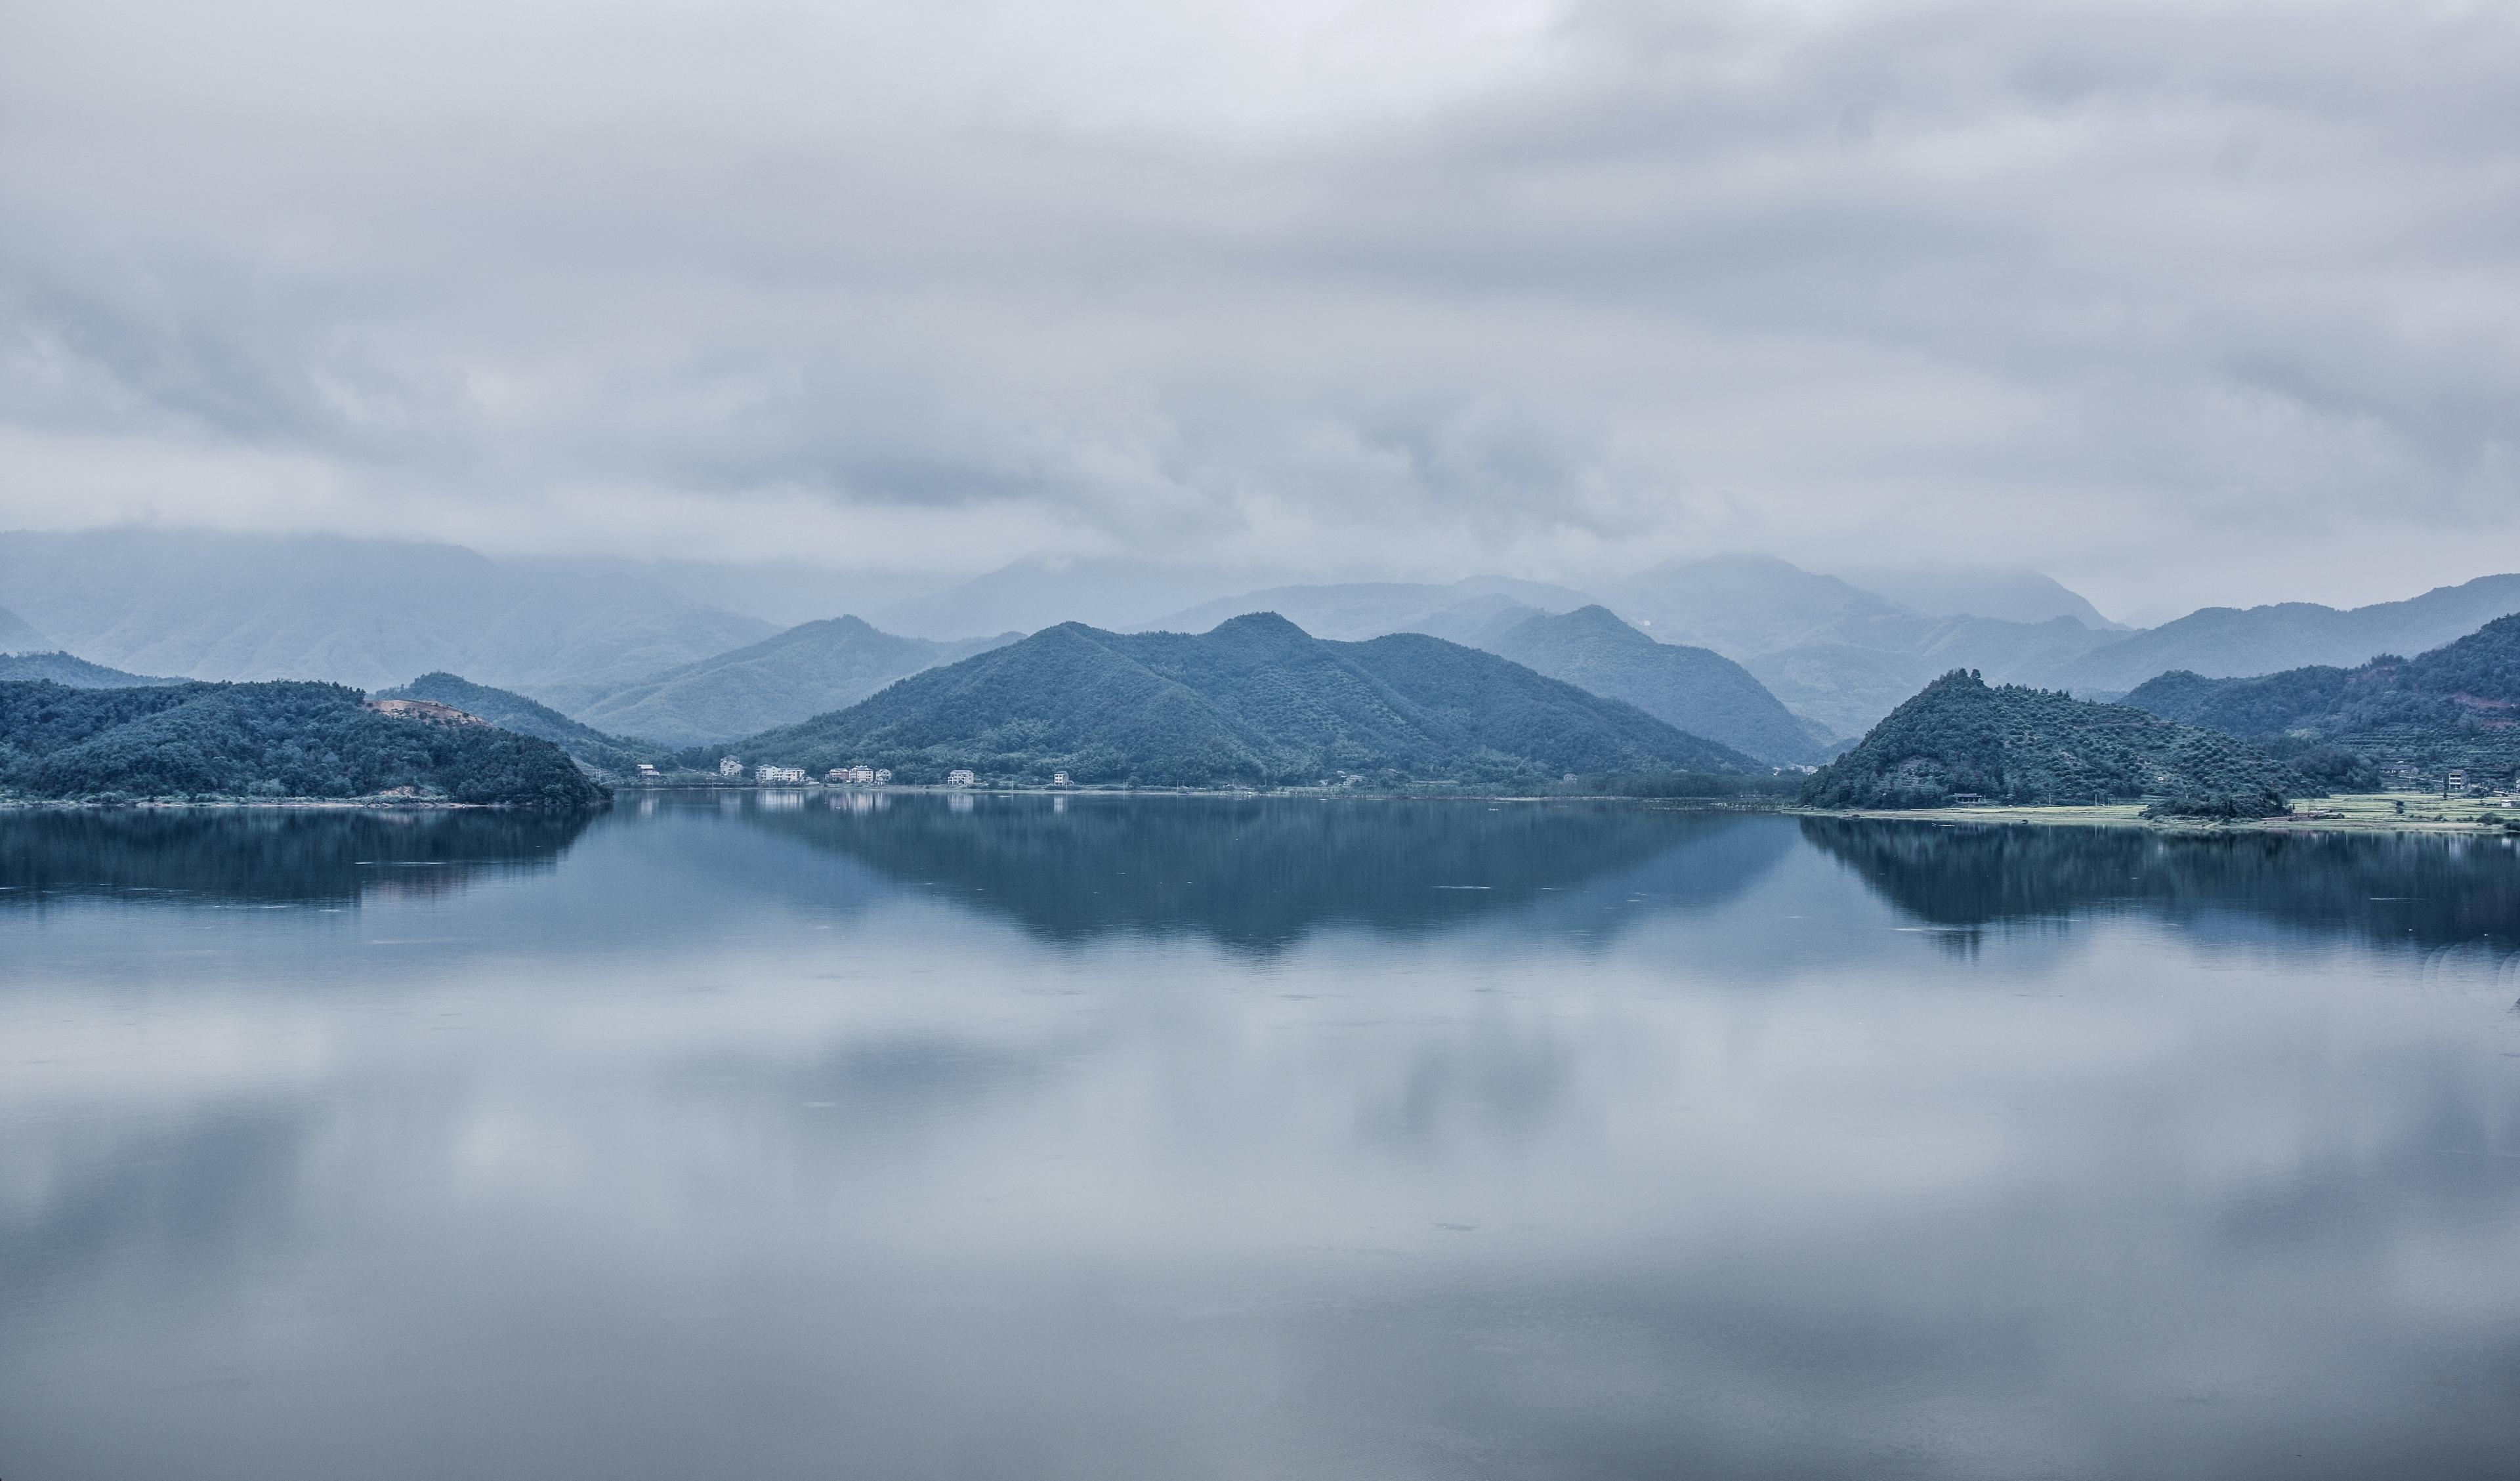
[3,0,2514,619]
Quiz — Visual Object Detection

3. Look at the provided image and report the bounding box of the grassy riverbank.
[1796,793,2519,835]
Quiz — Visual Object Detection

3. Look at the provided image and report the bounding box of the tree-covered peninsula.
[0,679,606,806]
[1801,669,2300,814]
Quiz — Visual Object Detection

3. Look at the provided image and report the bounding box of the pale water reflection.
[3,795,2517,1480]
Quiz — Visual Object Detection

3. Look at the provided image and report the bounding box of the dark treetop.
[1801,669,2300,813]
[710,612,1761,787]
[0,678,606,806]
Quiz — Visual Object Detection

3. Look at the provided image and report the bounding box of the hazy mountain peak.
[1828,566,2119,629]
[564,613,1018,747]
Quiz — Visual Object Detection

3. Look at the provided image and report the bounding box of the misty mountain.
[1597,555,2124,736]
[0,530,776,703]
[520,557,952,629]
[1803,671,2300,813]
[0,652,179,688]
[1144,577,1593,641]
[568,616,1020,747]
[2122,613,2520,778]
[2049,574,2520,694]
[1829,567,2122,629]
[0,605,47,651]
[722,612,1759,787]
[1475,606,1826,764]
[377,673,660,773]
[875,559,1288,640]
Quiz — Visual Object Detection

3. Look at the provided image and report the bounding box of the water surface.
[5,795,2519,1479]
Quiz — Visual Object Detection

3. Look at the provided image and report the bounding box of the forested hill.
[2124,614,2520,774]
[379,672,655,773]
[1801,671,2301,814]
[713,613,1762,787]
[0,680,606,806]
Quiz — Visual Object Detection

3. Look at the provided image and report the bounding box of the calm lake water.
[5,793,2520,1480]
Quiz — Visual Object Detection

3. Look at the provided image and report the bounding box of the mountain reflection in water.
[736,792,1792,949]
[1801,815,2520,952]
[5,797,2519,1481]
[0,806,593,905]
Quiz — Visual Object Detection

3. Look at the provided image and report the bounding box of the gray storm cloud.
[1,0,2514,613]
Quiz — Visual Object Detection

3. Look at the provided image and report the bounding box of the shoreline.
[1790,793,2519,836]
[0,797,590,812]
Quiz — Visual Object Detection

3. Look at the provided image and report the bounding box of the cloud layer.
[3,0,2515,614]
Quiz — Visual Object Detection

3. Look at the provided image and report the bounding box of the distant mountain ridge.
[2123,613,2520,778]
[567,616,1017,747]
[2054,574,2520,694]
[0,530,776,702]
[0,652,179,688]
[1143,577,1593,642]
[719,612,1761,787]
[875,558,1287,640]
[1131,556,2141,740]
[0,605,47,651]
[1826,567,2122,629]
[1803,671,2301,813]
[1475,606,1826,764]
[1595,556,2128,736]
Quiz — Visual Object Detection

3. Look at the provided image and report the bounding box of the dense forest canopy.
[0,679,605,806]
[1802,670,2300,814]
[703,614,1764,787]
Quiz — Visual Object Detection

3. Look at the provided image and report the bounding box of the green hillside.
[2124,613,2520,780]
[0,680,606,806]
[0,652,180,688]
[1802,670,2300,814]
[711,613,1761,787]
[1477,605,1825,763]
[380,672,658,773]
[569,615,1017,746]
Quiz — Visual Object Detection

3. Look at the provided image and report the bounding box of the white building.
[635,762,661,779]
[947,769,977,787]
[1051,772,1070,786]
[755,764,806,785]
[852,766,875,785]
[873,768,892,784]
[718,757,743,778]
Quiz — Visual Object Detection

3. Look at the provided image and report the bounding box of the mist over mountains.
[0,530,775,702]
[7,527,2520,765]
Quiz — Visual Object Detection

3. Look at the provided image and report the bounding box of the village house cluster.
[660,757,1095,789]
[700,755,904,786]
